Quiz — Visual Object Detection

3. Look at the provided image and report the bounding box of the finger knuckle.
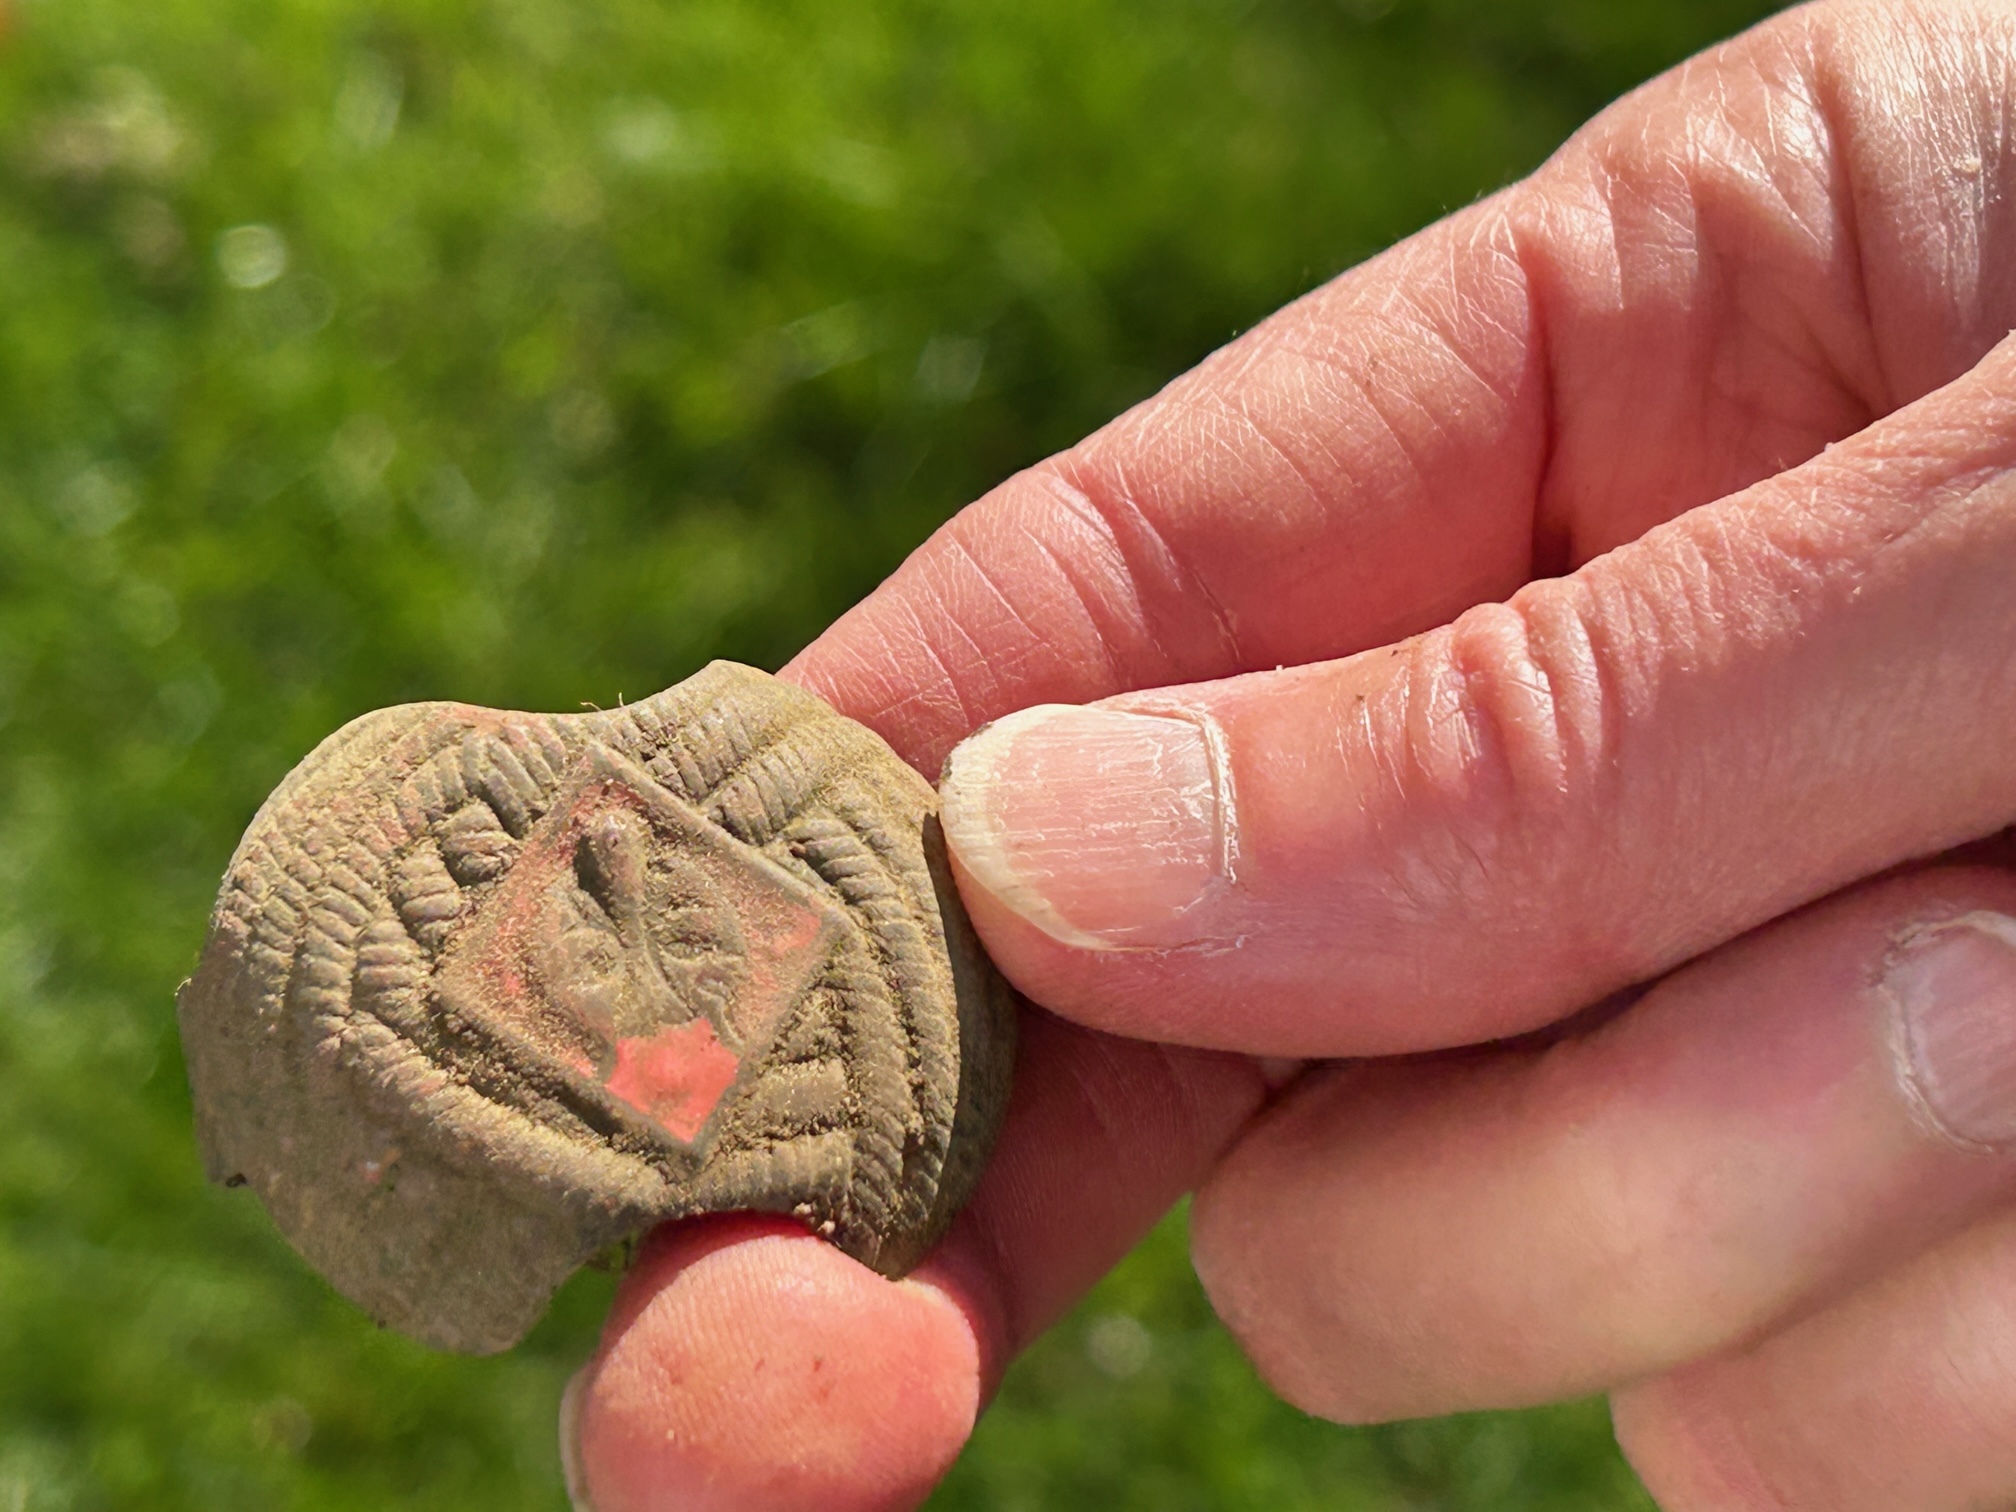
[1394,594,1611,840]
[1188,1198,1362,1423]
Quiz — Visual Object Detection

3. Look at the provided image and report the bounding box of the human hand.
[567,3,2016,1506]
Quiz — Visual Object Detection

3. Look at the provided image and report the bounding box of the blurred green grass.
[0,0,1786,1506]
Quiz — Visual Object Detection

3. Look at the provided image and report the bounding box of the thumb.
[939,335,2016,1057]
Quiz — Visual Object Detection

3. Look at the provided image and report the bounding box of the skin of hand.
[565,2,2016,1507]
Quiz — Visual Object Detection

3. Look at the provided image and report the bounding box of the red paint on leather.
[605,1019,740,1142]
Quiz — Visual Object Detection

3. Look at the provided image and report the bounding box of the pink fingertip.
[568,1217,984,1512]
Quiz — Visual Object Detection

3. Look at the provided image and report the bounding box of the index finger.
[783,180,1544,775]
[795,0,2016,778]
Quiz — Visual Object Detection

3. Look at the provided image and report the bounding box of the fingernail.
[939,703,1235,950]
[558,1366,600,1512]
[1886,912,2016,1147]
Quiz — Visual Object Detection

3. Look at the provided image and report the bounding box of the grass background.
[0,0,1788,1505]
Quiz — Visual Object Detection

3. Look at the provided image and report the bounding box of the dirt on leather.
[177,661,1017,1353]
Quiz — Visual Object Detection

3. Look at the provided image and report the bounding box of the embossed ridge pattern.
[177,661,1017,1353]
